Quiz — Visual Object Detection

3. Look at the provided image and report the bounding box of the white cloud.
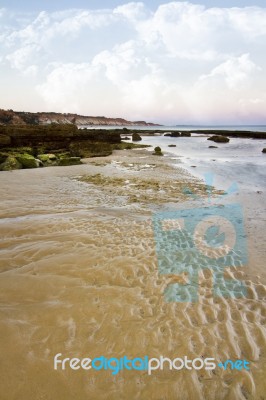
[113,2,150,21]
[0,2,266,123]
[228,7,266,39]
[198,54,259,89]
[6,44,41,71]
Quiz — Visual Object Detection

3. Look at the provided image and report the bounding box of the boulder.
[153,146,163,156]
[180,132,191,137]
[0,152,8,164]
[207,135,230,143]
[16,154,39,168]
[0,156,22,171]
[37,153,58,166]
[170,132,180,137]
[35,159,43,167]
[164,132,181,137]
[262,148,266,153]
[132,132,142,141]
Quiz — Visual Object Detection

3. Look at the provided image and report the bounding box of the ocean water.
[82,124,266,132]
[138,134,266,283]
[139,135,266,192]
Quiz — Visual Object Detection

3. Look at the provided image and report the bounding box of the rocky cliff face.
[0,109,158,127]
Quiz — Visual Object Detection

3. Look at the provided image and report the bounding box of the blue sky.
[0,1,265,124]
[2,0,266,11]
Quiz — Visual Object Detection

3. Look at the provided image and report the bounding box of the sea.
[81,124,266,132]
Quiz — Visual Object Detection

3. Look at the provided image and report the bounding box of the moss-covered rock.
[153,146,163,156]
[180,132,191,137]
[37,153,58,165]
[16,154,39,168]
[37,154,49,162]
[208,135,230,143]
[132,132,142,141]
[58,157,82,166]
[0,156,22,171]
[169,132,180,137]
[69,142,113,158]
[0,152,9,164]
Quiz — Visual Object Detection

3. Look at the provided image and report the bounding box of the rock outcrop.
[132,132,142,141]
[207,135,230,143]
[0,125,121,149]
[153,146,163,156]
[0,124,121,170]
[164,132,180,137]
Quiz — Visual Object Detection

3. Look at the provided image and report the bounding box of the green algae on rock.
[132,132,142,141]
[16,154,39,168]
[58,157,82,166]
[153,146,163,156]
[207,135,230,143]
[0,156,22,171]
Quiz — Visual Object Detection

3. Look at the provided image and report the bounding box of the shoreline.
[0,146,265,399]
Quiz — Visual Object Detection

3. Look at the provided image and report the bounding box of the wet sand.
[0,149,265,400]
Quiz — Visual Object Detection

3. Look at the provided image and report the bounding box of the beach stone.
[209,145,218,148]
[170,132,180,137]
[0,156,22,171]
[16,154,39,168]
[37,153,58,164]
[0,152,9,164]
[132,132,142,141]
[262,148,266,153]
[153,146,163,156]
[208,135,230,143]
[168,144,176,147]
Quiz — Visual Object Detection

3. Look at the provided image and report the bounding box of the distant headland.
[0,109,160,127]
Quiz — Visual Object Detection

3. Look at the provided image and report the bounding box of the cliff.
[0,109,159,127]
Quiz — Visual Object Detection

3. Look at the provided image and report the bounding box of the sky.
[0,1,265,125]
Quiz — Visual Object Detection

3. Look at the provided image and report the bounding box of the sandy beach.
[0,145,265,400]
